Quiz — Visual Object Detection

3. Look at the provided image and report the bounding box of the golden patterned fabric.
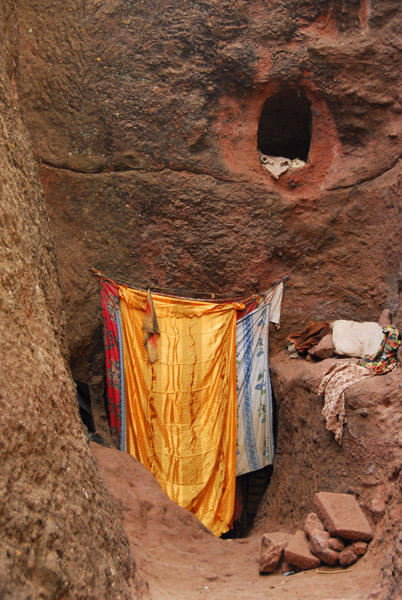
[118,285,239,536]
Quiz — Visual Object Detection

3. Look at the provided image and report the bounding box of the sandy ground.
[91,444,378,600]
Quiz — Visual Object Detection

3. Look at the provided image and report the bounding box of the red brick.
[314,492,373,542]
[284,530,321,570]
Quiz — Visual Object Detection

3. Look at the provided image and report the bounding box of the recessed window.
[258,90,312,162]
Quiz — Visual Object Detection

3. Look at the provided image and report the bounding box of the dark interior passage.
[258,90,312,161]
[222,389,278,539]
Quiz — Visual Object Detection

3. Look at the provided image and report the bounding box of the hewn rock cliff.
[16,0,402,385]
[0,3,146,597]
[6,1,402,598]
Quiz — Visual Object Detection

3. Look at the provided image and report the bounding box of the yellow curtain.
[118,285,239,536]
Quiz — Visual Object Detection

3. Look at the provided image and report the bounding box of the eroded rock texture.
[11,1,402,598]
[16,0,402,384]
[0,3,146,598]
[253,354,402,599]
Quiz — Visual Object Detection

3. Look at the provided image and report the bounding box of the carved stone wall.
[0,3,146,597]
[16,1,402,388]
[9,1,402,596]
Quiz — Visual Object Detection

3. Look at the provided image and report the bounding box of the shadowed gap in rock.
[257,89,312,161]
[222,388,278,539]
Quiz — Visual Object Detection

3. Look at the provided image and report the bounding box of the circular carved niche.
[257,89,312,162]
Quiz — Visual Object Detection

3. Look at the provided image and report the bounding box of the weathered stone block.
[314,492,373,541]
[259,532,293,573]
[284,530,321,570]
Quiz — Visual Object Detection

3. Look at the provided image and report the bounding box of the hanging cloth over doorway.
[118,285,241,537]
[235,283,282,476]
[100,279,126,447]
[95,270,284,534]
[236,300,275,476]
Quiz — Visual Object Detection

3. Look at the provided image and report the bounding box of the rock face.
[8,0,402,597]
[253,353,402,598]
[14,0,402,392]
[0,4,146,597]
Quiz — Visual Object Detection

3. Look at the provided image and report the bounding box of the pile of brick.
[259,492,373,574]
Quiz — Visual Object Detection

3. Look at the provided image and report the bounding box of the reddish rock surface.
[353,541,368,556]
[309,530,339,566]
[1,1,402,598]
[329,538,345,552]
[93,443,381,599]
[314,492,373,542]
[14,0,402,398]
[284,530,321,570]
[0,4,145,597]
[339,546,360,568]
[259,532,293,573]
[281,561,294,573]
[305,512,325,539]
[308,334,335,359]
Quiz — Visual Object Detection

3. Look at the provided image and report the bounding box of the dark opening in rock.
[258,90,312,162]
[221,390,278,539]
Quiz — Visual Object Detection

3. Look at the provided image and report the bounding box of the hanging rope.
[89,267,285,305]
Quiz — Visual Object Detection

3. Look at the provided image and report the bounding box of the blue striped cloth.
[236,300,274,476]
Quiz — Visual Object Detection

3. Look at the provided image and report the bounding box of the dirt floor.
[91,443,379,600]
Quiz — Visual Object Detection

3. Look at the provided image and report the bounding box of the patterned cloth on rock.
[236,300,274,476]
[318,328,400,445]
[287,321,331,353]
[318,361,373,444]
[358,325,401,374]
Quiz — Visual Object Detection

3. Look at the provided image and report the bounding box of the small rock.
[284,530,321,570]
[308,334,335,359]
[304,513,325,539]
[352,541,368,556]
[378,309,391,329]
[309,530,339,566]
[328,537,345,552]
[339,546,359,567]
[259,532,293,573]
